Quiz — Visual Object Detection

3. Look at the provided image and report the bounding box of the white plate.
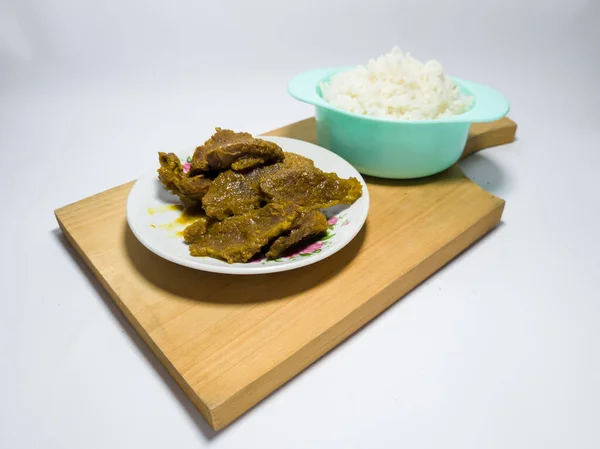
[126,136,370,275]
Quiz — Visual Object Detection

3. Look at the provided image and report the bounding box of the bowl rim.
[288,66,510,125]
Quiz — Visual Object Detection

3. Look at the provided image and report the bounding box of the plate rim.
[126,135,370,275]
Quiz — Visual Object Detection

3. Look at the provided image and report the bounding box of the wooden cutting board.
[55,117,516,430]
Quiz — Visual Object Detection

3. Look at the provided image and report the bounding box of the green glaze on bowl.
[288,67,510,179]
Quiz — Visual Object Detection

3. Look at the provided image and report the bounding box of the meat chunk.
[182,216,214,244]
[202,170,262,220]
[260,168,363,210]
[189,202,300,263]
[266,210,328,259]
[157,152,212,207]
[155,127,365,264]
[242,162,283,191]
[157,152,183,192]
[281,152,317,170]
[242,152,318,191]
[230,156,265,171]
[189,128,284,175]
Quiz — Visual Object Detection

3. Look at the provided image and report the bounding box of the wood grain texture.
[55,117,515,430]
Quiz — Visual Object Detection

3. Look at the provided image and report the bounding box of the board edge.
[54,209,217,429]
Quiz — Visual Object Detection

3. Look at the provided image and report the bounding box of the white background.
[2,0,599,448]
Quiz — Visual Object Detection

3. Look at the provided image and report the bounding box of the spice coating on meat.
[189,128,283,175]
[266,210,329,259]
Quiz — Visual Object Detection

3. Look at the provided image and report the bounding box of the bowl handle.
[287,68,343,108]
[454,79,510,123]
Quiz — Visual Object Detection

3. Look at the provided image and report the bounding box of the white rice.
[320,47,473,120]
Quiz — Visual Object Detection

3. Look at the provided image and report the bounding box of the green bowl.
[288,67,510,179]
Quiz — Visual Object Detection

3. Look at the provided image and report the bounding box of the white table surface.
[2,1,599,448]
